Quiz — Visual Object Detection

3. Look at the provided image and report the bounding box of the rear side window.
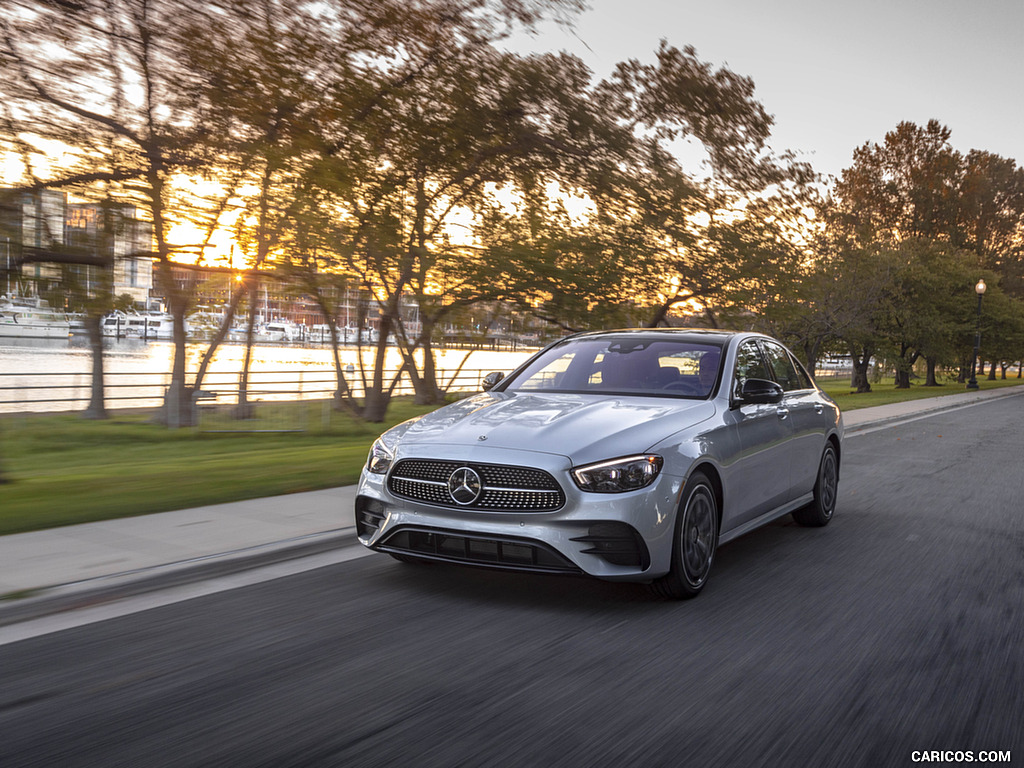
[791,355,814,390]
[762,341,807,392]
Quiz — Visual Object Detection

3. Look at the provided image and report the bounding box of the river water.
[0,337,536,413]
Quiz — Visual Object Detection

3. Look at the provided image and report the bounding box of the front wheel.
[650,471,719,599]
[793,442,839,527]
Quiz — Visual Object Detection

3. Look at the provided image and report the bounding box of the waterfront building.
[1,188,65,295]
[65,202,154,305]
[1,189,153,305]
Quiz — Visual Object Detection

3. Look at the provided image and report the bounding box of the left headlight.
[366,438,394,475]
[572,454,663,493]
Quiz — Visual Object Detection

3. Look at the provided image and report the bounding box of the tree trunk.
[323,311,360,417]
[645,299,671,328]
[923,356,939,387]
[987,361,998,380]
[363,314,394,422]
[398,315,445,406]
[416,332,445,405]
[162,303,194,427]
[82,311,108,419]
[957,358,968,383]
[801,339,822,376]
[849,345,872,393]
[236,282,259,420]
[851,360,872,393]
[193,277,249,393]
[893,347,917,389]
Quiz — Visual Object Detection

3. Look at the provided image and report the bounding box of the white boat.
[101,311,126,336]
[68,313,88,335]
[0,295,71,339]
[309,324,370,344]
[258,320,304,343]
[138,312,176,340]
[101,310,180,340]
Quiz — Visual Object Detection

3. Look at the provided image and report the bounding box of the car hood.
[389,391,716,466]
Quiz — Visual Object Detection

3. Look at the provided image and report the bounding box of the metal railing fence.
[0,367,500,414]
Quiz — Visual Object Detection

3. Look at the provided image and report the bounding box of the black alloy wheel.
[793,442,839,527]
[650,470,718,599]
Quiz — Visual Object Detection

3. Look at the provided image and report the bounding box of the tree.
[302,45,605,419]
[874,240,979,388]
[2,0,222,426]
[828,121,1024,389]
[598,44,817,328]
[173,0,332,417]
[957,150,1024,298]
[834,120,962,247]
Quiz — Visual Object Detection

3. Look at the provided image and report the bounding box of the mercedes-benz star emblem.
[448,466,483,505]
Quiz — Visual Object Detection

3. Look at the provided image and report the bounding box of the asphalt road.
[2,398,1022,768]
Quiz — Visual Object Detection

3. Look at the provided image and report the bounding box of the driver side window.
[733,340,771,397]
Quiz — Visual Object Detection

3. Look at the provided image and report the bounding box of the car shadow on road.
[366,516,825,613]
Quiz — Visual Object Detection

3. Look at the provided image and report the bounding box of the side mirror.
[737,378,784,405]
[481,371,505,392]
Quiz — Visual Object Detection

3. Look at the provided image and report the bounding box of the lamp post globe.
[967,279,987,390]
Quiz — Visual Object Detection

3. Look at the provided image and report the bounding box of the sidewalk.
[0,487,360,625]
[1,385,1021,624]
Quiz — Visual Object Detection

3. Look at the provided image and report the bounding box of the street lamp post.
[967,278,987,390]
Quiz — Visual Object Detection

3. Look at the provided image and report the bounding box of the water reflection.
[0,338,535,413]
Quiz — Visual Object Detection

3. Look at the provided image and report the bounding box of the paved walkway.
[1,385,1021,623]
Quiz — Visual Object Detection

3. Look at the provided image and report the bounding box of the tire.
[793,442,839,527]
[650,470,719,600]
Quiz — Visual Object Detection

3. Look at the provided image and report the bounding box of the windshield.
[505,337,724,398]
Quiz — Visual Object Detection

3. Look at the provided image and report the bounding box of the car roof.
[567,327,750,346]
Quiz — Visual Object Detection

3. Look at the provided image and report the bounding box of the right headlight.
[366,438,394,475]
[572,454,663,493]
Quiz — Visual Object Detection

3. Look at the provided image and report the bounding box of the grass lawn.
[1,376,1022,535]
[0,399,437,536]
[817,373,1024,410]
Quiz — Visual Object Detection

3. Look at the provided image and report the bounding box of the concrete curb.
[842,385,1024,433]
[0,527,356,628]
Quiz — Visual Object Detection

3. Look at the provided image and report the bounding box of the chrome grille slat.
[388,459,565,511]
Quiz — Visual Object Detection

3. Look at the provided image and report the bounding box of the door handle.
[814,403,824,414]
[776,407,789,420]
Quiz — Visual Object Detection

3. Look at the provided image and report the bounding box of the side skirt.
[718,492,814,546]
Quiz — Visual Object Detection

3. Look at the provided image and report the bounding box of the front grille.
[376,527,580,574]
[388,459,565,512]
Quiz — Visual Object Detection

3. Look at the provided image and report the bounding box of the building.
[155,261,369,329]
[1,189,153,304]
[1,188,66,295]
[65,202,154,305]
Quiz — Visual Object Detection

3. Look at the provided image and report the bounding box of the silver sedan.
[355,329,842,598]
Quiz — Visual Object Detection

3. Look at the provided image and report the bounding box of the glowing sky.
[512,0,1024,179]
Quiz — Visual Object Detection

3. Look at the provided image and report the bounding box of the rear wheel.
[793,442,839,527]
[650,471,718,599]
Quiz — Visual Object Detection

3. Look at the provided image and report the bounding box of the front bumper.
[354,445,685,581]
